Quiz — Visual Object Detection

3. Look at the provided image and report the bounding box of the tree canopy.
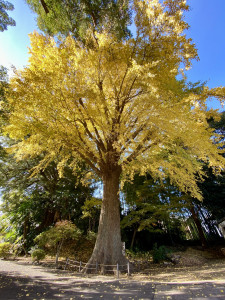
[0,141,95,250]
[26,0,132,41]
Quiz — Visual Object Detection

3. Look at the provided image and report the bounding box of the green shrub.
[31,248,46,263]
[34,220,82,264]
[126,249,152,261]
[0,242,11,259]
[152,243,169,263]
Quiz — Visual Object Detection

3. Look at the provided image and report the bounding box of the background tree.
[186,112,225,243]
[201,111,225,221]
[4,0,225,270]
[0,1,16,32]
[34,220,82,264]
[81,197,101,232]
[26,0,132,41]
[199,168,225,222]
[122,175,188,250]
[0,150,95,251]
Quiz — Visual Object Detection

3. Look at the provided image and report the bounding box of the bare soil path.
[0,258,225,299]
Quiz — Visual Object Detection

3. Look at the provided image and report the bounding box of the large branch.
[59,89,106,162]
[78,98,106,152]
[72,122,99,165]
[40,0,49,14]
[124,130,162,164]
[75,148,101,176]
[96,79,111,126]
[116,31,139,102]
[55,133,102,176]
[120,122,147,154]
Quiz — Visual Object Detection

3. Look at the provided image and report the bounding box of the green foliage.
[0,142,94,251]
[12,236,26,256]
[81,197,101,232]
[34,220,82,262]
[0,215,16,243]
[31,248,46,262]
[152,243,170,263]
[126,249,152,261]
[86,230,97,241]
[0,1,16,32]
[121,174,187,243]
[82,197,101,218]
[0,65,8,89]
[26,0,131,42]
[197,111,225,221]
[0,242,11,259]
[35,220,82,248]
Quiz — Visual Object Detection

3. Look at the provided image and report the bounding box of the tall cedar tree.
[26,0,132,41]
[4,0,225,270]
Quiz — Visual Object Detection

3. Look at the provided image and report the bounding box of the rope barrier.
[64,258,131,278]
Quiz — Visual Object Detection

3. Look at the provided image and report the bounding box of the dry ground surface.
[0,247,225,299]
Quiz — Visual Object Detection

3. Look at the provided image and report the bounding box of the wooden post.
[117,263,119,279]
[96,262,98,273]
[79,261,82,272]
[127,262,130,276]
[64,257,69,270]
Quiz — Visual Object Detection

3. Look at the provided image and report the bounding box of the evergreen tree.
[0,1,16,32]
[26,0,132,42]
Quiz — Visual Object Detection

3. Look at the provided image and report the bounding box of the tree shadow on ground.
[0,272,155,300]
[0,271,225,299]
[154,282,225,299]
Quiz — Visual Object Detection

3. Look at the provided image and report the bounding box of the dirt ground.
[15,246,225,282]
[131,246,225,282]
[1,247,225,299]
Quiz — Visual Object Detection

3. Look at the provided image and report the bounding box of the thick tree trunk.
[84,167,126,273]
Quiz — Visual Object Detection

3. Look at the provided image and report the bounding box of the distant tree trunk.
[197,205,219,237]
[84,166,126,273]
[89,217,91,232]
[23,217,30,255]
[55,239,64,265]
[130,227,138,250]
[189,205,207,248]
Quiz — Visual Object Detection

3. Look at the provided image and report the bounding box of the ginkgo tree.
[3,0,225,270]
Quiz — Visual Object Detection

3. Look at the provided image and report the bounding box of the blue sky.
[0,0,225,98]
[0,0,37,70]
[185,0,225,89]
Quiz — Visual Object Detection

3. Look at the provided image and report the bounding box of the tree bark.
[55,239,64,265]
[189,205,207,248]
[84,167,126,273]
[23,217,30,254]
[40,0,49,14]
[130,227,138,250]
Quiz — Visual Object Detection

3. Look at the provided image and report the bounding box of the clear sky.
[0,0,225,99]
[0,0,37,71]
